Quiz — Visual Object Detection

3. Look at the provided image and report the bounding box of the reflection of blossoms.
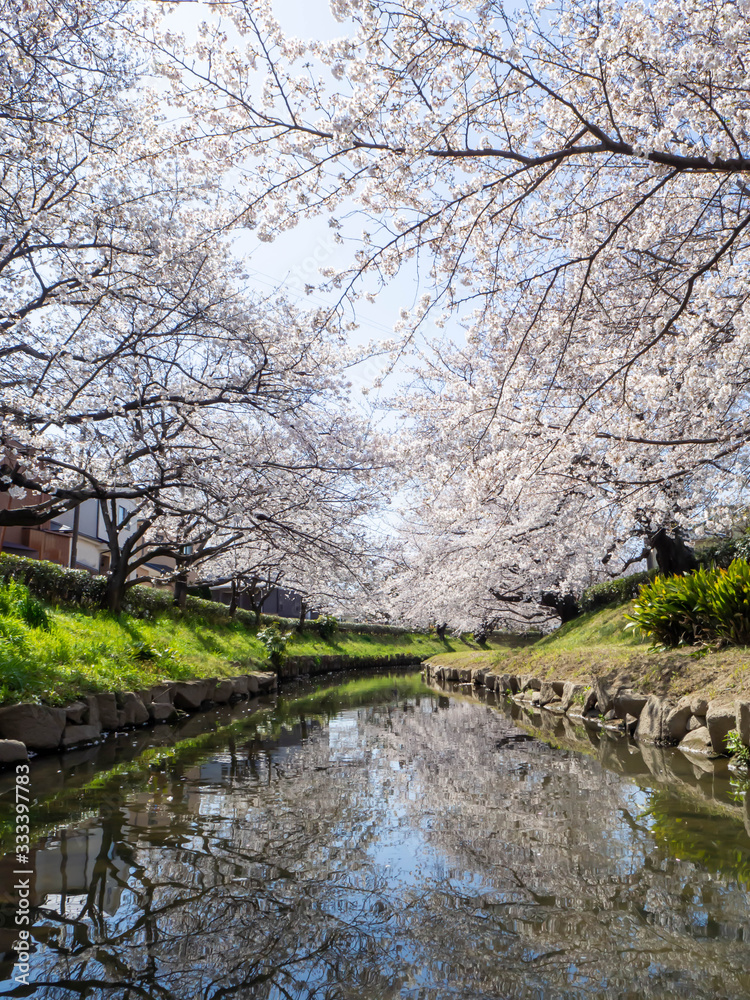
[22,695,750,999]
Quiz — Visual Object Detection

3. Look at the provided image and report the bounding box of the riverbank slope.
[0,594,513,707]
[425,602,750,704]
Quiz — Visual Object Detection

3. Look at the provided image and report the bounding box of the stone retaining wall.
[0,652,425,766]
[0,671,277,766]
[423,662,750,758]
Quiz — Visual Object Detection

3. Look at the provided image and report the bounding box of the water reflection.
[1,690,750,998]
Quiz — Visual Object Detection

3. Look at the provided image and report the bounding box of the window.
[117,505,128,526]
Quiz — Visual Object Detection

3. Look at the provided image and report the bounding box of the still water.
[1,675,750,999]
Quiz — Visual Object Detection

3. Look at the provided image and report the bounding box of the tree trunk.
[648,527,696,575]
[103,561,129,614]
[229,579,238,618]
[297,600,307,632]
[540,591,580,622]
[173,570,188,608]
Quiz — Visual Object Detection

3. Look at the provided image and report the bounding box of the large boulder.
[560,682,585,712]
[231,676,250,698]
[255,672,277,693]
[634,696,672,744]
[679,726,714,756]
[538,681,560,707]
[84,695,100,729]
[172,681,210,711]
[583,688,598,714]
[61,724,102,748]
[665,702,693,742]
[593,677,617,715]
[736,700,750,748]
[95,692,118,730]
[0,704,66,751]
[613,689,648,719]
[212,680,235,704]
[147,701,178,723]
[64,701,88,725]
[116,692,149,727]
[705,703,736,754]
[0,739,28,763]
[690,695,709,716]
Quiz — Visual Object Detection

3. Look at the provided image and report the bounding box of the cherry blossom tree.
[0,0,390,615]
[153,0,750,599]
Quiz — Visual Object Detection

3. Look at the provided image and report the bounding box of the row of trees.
[4,0,749,629]
[0,1,388,614]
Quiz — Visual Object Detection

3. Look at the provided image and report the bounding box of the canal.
[1,673,749,998]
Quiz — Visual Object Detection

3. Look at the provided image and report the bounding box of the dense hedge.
[695,534,750,569]
[627,559,750,648]
[0,553,107,606]
[0,553,414,635]
[580,569,657,612]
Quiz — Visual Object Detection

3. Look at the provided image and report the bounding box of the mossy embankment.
[0,595,504,707]
[426,602,750,703]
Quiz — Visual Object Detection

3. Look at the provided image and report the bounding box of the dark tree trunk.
[540,591,580,622]
[248,596,262,627]
[297,600,307,632]
[436,622,447,640]
[173,571,188,609]
[229,579,238,618]
[103,561,129,614]
[648,527,696,575]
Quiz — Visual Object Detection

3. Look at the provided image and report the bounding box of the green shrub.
[695,534,750,570]
[0,553,105,607]
[627,560,750,648]
[314,614,338,640]
[580,570,656,612]
[256,622,292,669]
[726,729,750,766]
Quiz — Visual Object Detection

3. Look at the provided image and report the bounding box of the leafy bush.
[256,623,292,668]
[726,729,750,766]
[695,534,750,570]
[580,570,656,612]
[627,560,750,648]
[314,614,338,640]
[0,553,106,607]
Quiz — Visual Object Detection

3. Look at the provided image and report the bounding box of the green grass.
[532,603,646,651]
[0,583,491,706]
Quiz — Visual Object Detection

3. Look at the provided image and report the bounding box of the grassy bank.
[0,592,503,706]
[426,602,750,702]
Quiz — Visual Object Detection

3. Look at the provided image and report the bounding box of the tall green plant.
[627,560,750,648]
[256,623,292,669]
